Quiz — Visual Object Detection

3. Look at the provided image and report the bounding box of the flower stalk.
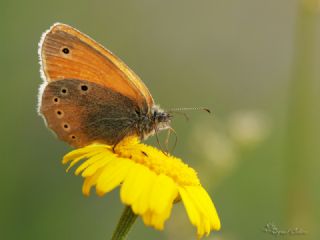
[285,0,318,232]
[111,206,137,240]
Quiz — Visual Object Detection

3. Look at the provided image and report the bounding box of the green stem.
[285,0,318,235]
[111,206,137,240]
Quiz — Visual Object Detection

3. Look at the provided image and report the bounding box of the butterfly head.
[152,105,172,128]
[137,105,172,140]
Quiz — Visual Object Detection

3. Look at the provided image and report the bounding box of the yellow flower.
[63,137,221,238]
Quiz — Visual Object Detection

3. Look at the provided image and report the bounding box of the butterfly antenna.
[168,107,211,114]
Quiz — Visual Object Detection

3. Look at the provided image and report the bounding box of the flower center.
[115,137,200,186]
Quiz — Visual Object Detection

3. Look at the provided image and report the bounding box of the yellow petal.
[63,145,108,164]
[150,203,173,230]
[65,151,98,172]
[134,168,156,215]
[120,163,146,204]
[197,187,221,230]
[82,168,104,196]
[149,174,178,214]
[121,164,156,215]
[75,152,111,175]
[179,186,200,227]
[81,157,111,177]
[96,159,134,196]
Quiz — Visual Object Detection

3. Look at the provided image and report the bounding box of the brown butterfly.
[38,23,172,148]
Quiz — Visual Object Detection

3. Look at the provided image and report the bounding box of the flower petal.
[96,158,134,196]
[197,187,221,231]
[179,186,220,237]
[134,166,157,215]
[120,163,147,205]
[82,168,104,196]
[142,202,173,230]
[63,145,108,164]
[81,156,113,177]
[179,186,201,227]
[149,174,178,214]
[65,151,98,172]
[121,164,156,215]
[75,152,111,175]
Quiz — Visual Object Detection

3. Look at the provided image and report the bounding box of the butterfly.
[38,23,172,148]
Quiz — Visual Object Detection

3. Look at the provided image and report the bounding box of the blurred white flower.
[227,110,271,148]
[190,120,236,169]
[188,110,271,187]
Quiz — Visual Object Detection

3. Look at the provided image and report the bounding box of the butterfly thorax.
[136,105,172,140]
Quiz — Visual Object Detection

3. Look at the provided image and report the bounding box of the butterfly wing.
[40,79,140,147]
[39,23,154,109]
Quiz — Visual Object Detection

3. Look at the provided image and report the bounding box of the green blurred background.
[1,0,319,239]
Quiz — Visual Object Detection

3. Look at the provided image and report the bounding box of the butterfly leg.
[164,127,178,154]
[112,125,135,153]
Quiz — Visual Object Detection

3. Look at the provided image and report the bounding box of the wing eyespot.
[81,85,88,91]
[79,84,89,94]
[55,109,64,118]
[62,123,70,131]
[62,47,70,54]
[61,88,68,95]
[53,97,60,103]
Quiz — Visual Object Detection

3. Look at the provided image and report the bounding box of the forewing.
[39,23,154,110]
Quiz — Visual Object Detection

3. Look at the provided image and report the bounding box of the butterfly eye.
[62,47,70,54]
